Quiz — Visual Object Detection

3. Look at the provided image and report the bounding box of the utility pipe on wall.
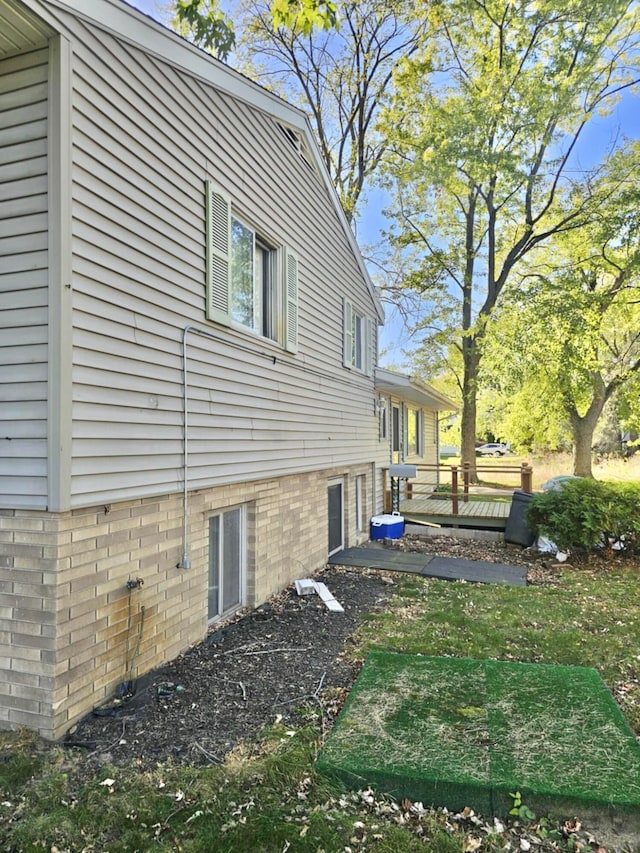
[178,324,200,569]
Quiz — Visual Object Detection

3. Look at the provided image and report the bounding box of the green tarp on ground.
[317,653,640,819]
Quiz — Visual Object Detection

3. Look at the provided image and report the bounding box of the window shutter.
[365,317,375,377]
[205,181,231,325]
[343,297,353,368]
[284,249,299,354]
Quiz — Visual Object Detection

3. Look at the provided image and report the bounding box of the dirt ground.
[64,534,561,771]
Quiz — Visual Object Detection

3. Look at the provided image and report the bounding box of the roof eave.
[375,367,459,412]
[20,0,384,321]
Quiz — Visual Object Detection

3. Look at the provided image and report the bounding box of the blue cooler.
[370,512,405,540]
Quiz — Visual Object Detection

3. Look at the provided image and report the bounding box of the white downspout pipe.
[177,324,198,569]
[179,324,221,569]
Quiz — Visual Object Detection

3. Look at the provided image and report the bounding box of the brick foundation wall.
[0,463,374,739]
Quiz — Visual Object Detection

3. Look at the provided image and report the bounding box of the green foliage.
[508,791,536,821]
[174,0,236,59]
[619,372,640,436]
[380,0,640,462]
[481,138,640,465]
[527,478,640,554]
[173,0,338,60]
[270,0,339,35]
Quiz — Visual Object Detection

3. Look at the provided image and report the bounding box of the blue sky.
[127,0,639,368]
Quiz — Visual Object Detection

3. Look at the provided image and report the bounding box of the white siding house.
[0,0,384,738]
[374,368,459,510]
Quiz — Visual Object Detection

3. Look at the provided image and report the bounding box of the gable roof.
[10,0,384,322]
[375,367,459,412]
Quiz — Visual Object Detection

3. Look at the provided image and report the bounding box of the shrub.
[526,478,640,555]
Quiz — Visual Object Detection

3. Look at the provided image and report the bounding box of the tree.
[173,0,338,60]
[172,0,425,223]
[379,0,640,477]
[482,142,640,476]
[230,0,426,222]
[487,272,640,476]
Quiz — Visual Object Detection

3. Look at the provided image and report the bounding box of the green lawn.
[1,561,639,851]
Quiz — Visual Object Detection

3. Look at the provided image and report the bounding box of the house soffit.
[0,0,53,58]
[375,368,458,412]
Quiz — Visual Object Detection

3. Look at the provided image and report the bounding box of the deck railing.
[383,461,533,515]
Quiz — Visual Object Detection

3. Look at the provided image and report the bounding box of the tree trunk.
[459,191,480,481]
[461,337,481,482]
[572,418,597,477]
[568,375,607,477]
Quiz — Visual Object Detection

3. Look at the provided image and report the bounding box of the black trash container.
[504,490,536,546]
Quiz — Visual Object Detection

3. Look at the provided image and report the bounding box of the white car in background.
[475,442,509,457]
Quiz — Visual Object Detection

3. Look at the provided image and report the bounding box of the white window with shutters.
[343,297,374,375]
[205,181,298,354]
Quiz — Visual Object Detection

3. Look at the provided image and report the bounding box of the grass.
[439,451,640,490]
[355,567,640,730]
[0,726,497,852]
[1,559,639,850]
[317,654,640,818]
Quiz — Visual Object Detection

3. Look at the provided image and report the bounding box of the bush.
[526,478,640,555]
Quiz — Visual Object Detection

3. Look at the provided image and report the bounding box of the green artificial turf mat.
[316,653,640,819]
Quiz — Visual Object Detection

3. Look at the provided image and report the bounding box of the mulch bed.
[62,535,608,771]
[65,566,393,770]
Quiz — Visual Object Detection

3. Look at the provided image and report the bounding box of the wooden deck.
[400,497,511,529]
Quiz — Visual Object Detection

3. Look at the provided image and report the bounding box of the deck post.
[520,463,533,493]
[451,466,459,515]
[462,461,470,503]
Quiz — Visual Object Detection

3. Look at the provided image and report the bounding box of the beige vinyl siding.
[373,398,441,512]
[41,13,379,506]
[412,408,439,489]
[0,46,48,509]
[424,409,438,465]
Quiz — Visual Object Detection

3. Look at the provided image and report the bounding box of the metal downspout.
[178,324,196,569]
